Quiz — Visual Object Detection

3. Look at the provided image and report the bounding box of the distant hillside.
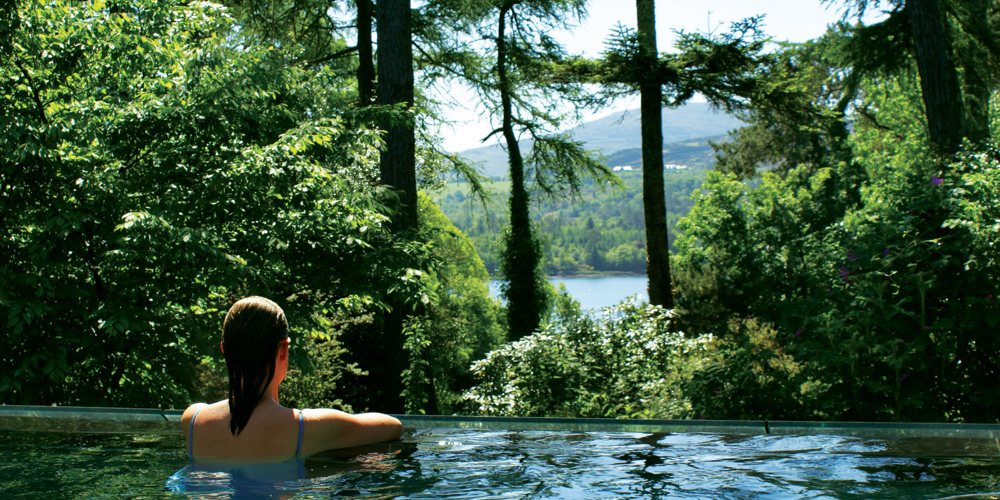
[604,135,727,171]
[457,102,742,178]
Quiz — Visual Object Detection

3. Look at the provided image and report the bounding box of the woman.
[181,296,402,462]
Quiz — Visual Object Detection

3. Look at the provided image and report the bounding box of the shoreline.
[548,272,645,279]
[490,273,646,280]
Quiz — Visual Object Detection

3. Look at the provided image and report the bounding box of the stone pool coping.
[2,405,1000,439]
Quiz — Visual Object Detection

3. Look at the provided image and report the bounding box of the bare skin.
[182,339,402,461]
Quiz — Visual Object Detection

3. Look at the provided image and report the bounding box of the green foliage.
[0,0,419,408]
[686,318,826,420]
[437,167,707,276]
[281,321,364,412]
[673,159,856,335]
[437,0,617,342]
[402,195,504,414]
[527,134,621,196]
[829,0,1000,151]
[464,297,712,419]
[710,30,855,180]
[672,72,1000,422]
[218,0,349,64]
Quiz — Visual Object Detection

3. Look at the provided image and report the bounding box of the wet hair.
[221,296,289,436]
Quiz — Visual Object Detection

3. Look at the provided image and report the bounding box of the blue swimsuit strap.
[188,406,204,462]
[295,409,304,458]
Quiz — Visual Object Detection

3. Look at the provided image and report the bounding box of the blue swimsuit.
[187,406,305,462]
[168,408,307,495]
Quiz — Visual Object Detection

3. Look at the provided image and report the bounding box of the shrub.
[464,296,712,419]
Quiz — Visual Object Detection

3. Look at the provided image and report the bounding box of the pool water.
[3,426,1000,498]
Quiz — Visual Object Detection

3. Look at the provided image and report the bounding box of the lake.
[489,276,648,310]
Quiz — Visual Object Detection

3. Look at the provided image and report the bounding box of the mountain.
[456,102,743,178]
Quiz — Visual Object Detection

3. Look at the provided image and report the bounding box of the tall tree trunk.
[907,0,964,155]
[377,0,417,230]
[498,3,544,341]
[375,0,415,413]
[955,0,991,145]
[357,0,376,106]
[637,0,673,308]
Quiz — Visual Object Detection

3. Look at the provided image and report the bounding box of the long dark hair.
[221,296,289,436]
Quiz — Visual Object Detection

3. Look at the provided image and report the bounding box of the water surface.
[490,275,648,310]
[3,427,1000,498]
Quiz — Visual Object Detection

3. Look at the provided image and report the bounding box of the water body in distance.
[489,276,648,310]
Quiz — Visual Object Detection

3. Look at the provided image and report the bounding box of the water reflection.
[5,428,1000,498]
[166,441,422,498]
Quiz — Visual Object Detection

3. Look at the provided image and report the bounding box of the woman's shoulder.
[298,407,348,420]
[181,401,225,426]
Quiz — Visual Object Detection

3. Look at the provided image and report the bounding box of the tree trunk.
[357,0,376,106]
[375,0,416,413]
[955,0,991,145]
[907,0,964,155]
[377,0,417,231]
[498,3,544,341]
[636,0,673,308]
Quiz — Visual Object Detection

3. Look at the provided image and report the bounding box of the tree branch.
[15,58,49,125]
[307,45,360,68]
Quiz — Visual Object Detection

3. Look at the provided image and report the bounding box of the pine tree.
[828,0,1000,154]
[636,0,673,308]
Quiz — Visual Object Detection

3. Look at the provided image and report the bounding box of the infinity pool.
[2,408,1000,498]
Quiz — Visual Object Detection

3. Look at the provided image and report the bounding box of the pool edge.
[3,405,1000,439]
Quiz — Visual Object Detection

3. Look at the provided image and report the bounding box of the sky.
[434,0,873,153]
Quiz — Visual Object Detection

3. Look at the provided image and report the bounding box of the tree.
[828,0,1000,154]
[481,0,616,341]
[635,0,673,308]
[220,0,351,65]
[907,0,963,154]
[414,0,617,341]
[494,1,546,341]
[216,0,421,413]
[951,0,997,145]
[709,33,857,181]
[356,0,376,104]
[370,0,418,413]
[549,14,772,310]
[376,0,418,232]
[0,0,418,407]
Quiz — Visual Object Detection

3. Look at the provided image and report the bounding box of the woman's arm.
[302,408,402,455]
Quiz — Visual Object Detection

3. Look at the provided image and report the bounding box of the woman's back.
[184,399,402,462]
[185,401,303,461]
[183,297,402,463]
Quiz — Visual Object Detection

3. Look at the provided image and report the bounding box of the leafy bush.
[672,75,1000,421]
[281,319,366,412]
[0,0,418,408]
[402,195,505,414]
[686,318,828,420]
[464,296,713,419]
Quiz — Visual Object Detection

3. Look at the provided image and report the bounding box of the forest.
[437,165,708,275]
[436,116,723,276]
[2,0,999,423]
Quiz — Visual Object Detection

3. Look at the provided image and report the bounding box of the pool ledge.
[400,414,1000,439]
[2,405,1000,439]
